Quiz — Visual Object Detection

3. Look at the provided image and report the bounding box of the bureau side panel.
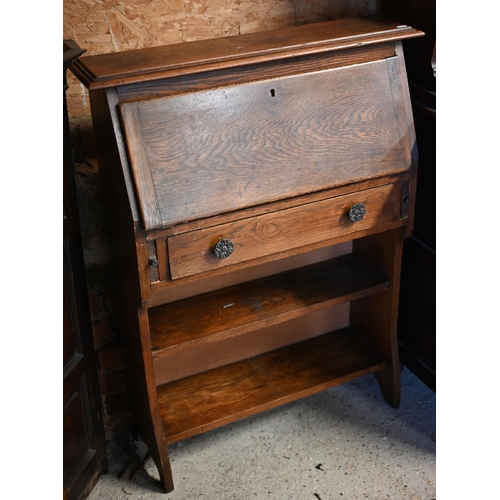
[89,89,174,491]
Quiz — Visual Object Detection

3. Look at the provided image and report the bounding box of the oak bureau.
[71,17,424,492]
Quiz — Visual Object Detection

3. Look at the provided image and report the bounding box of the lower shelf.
[157,327,385,443]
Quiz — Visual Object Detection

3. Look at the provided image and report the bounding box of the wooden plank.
[168,183,400,278]
[72,18,423,89]
[145,173,406,240]
[156,238,170,281]
[149,253,388,357]
[386,55,411,165]
[150,242,352,305]
[117,44,396,103]
[394,41,419,235]
[153,304,350,385]
[157,327,385,443]
[130,60,407,229]
[351,227,405,408]
[119,102,163,230]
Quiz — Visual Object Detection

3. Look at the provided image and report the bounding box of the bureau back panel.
[120,58,410,230]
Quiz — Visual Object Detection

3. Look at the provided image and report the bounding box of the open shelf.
[157,327,385,443]
[149,253,388,358]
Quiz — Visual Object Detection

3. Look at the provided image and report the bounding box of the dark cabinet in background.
[383,0,436,391]
[64,40,107,500]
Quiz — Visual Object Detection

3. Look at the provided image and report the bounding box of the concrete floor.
[88,368,436,500]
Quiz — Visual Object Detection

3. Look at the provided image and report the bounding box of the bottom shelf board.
[157,327,385,443]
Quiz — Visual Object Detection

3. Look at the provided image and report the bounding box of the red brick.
[103,391,130,416]
[87,293,108,321]
[97,345,126,372]
[103,412,132,441]
[91,319,116,350]
[85,262,113,293]
[98,370,129,396]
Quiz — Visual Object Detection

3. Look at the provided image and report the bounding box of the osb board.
[64,0,377,119]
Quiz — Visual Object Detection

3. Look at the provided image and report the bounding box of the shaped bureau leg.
[374,364,401,408]
[135,308,175,493]
[149,442,174,493]
[351,228,405,408]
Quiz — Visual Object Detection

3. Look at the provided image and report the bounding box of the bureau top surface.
[73,17,423,90]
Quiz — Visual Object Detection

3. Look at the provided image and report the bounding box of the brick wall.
[75,154,133,441]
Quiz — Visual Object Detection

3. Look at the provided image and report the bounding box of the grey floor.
[88,368,436,500]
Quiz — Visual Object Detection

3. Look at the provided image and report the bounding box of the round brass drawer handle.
[214,239,234,259]
[348,203,366,222]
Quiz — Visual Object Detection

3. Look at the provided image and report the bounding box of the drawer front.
[168,183,401,279]
[120,58,411,230]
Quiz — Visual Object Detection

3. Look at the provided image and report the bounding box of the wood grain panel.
[122,61,410,229]
[120,60,409,229]
[168,183,400,278]
[153,304,350,385]
[157,327,385,443]
[116,44,396,103]
[150,253,387,357]
[63,389,92,483]
[119,101,163,229]
[72,18,423,90]
[150,242,352,304]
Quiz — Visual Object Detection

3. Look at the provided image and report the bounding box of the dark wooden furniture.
[71,18,423,492]
[64,40,107,500]
[391,0,436,392]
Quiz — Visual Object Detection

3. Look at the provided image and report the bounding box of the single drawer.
[167,183,401,279]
